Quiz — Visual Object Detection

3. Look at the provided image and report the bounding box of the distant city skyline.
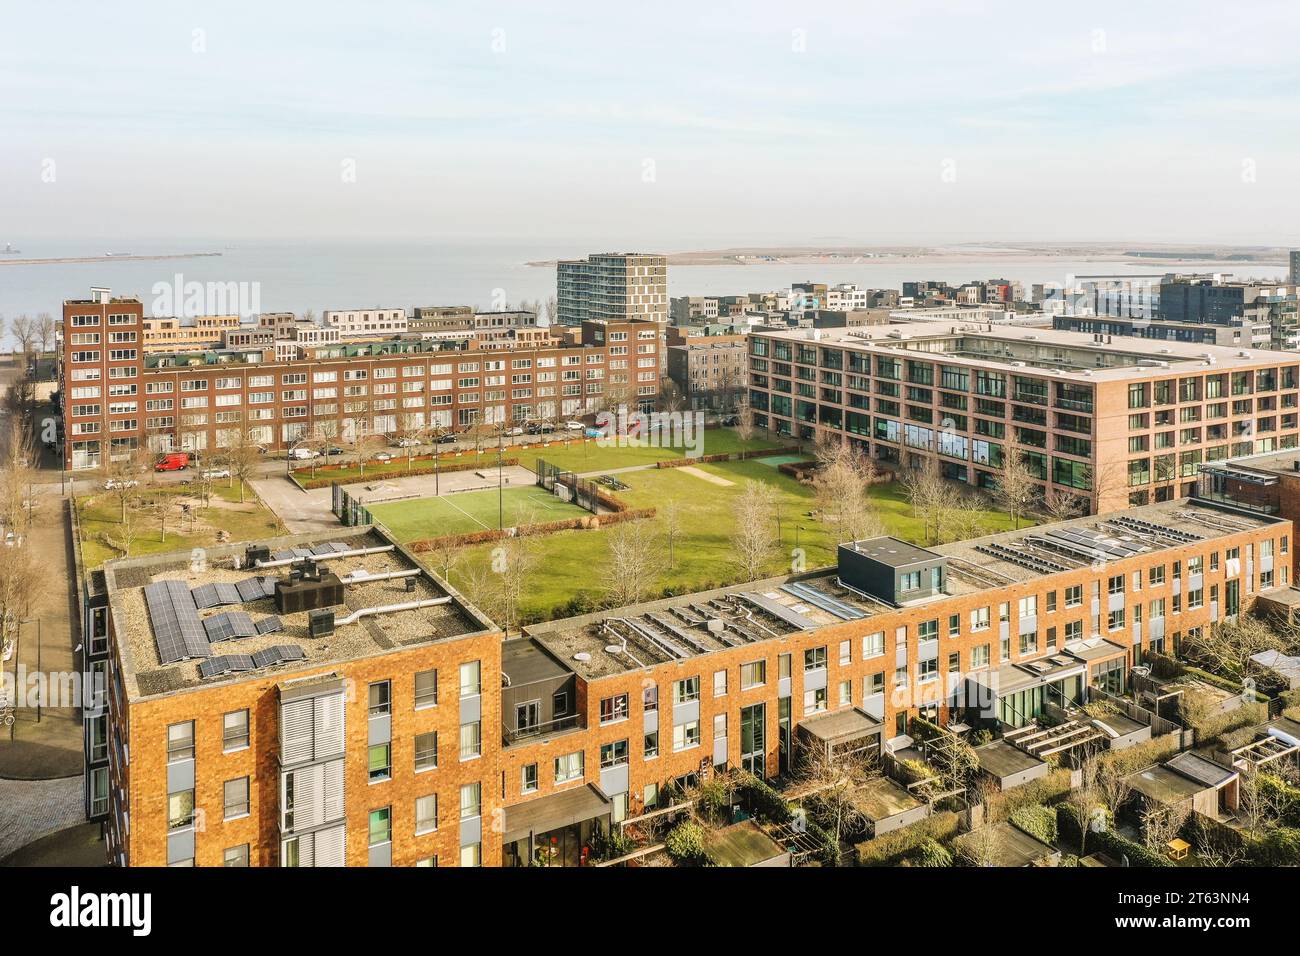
[3,1,1300,244]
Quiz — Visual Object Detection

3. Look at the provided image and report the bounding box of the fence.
[535,458,600,515]
[331,482,372,527]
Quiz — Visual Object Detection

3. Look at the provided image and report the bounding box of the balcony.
[503,713,584,746]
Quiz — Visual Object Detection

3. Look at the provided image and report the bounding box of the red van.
[154,452,191,472]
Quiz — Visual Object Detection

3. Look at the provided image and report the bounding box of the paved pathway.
[0,775,84,859]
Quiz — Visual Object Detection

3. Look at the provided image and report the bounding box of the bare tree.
[1061,757,1100,855]
[98,445,156,523]
[813,440,884,545]
[605,519,658,607]
[791,743,877,848]
[0,542,46,658]
[425,536,464,584]
[226,428,263,503]
[35,313,57,354]
[9,314,37,357]
[1183,616,1284,678]
[901,457,956,546]
[1043,486,1088,523]
[0,417,38,531]
[995,452,1039,531]
[735,403,756,443]
[1140,801,1190,853]
[1095,762,1133,826]
[731,480,779,582]
[1237,763,1283,838]
[659,499,684,571]
[956,823,1003,867]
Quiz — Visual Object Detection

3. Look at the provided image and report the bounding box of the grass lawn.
[368,486,590,540]
[76,481,285,570]
[291,429,785,485]
[391,452,1023,622]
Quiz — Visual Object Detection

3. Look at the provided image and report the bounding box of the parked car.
[103,478,140,490]
[435,432,458,444]
[289,447,319,460]
[564,420,585,431]
[373,452,393,462]
[154,452,191,471]
[721,414,741,426]
[393,437,420,448]
[325,446,344,456]
[199,467,231,480]
[504,426,525,437]
[525,422,556,435]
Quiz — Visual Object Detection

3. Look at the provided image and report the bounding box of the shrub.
[665,822,713,866]
[856,811,961,866]
[1009,804,1058,845]
[590,826,637,862]
[735,772,793,824]
[908,838,953,868]
[1245,826,1300,866]
[1055,805,1170,867]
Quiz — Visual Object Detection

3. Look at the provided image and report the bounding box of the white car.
[289,447,319,460]
[200,468,231,480]
[505,426,525,437]
[373,452,393,462]
[103,478,139,491]
[393,437,420,448]
[564,420,585,431]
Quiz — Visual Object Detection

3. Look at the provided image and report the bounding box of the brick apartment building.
[665,327,747,411]
[746,323,1300,514]
[60,289,660,470]
[92,496,1286,865]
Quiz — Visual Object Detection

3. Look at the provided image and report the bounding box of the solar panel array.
[252,645,306,668]
[191,582,242,609]
[198,655,256,679]
[236,575,278,602]
[255,615,284,635]
[145,580,211,665]
[271,541,350,562]
[203,611,258,641]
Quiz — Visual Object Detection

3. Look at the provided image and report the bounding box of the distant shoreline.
[0,252,223,266]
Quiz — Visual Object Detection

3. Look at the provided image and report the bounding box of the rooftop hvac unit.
[244,544,271,568]
[275,572,345,614]
[308,608,335,639]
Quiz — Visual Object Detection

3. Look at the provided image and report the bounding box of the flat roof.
[854,777,924,821]
[502,638,571,686]
[954,821,1058,867]
[105,527,495,700]
[752,322,1298,381]
[976,739,1048,780]
[798,707,884,744]
[842,536,938,568]
[501,784,611,843]
[703,821,788,867]
[1127,764,1207,804]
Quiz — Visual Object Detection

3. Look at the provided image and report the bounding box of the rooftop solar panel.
[252,644,306,668]
[145,579,211,665]
[235,575,276,602]
[203,611,258,641]
[198,654,256,679]
[255,615,284,635]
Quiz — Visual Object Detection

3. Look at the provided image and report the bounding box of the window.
[970,607,990,631]
[601,739,629,768]
[644,731,659,758]
[600,694,629,724]
[459,783,481,819]
[222,710,249,751]
[415,794,438,835]
[521,764,538,794]
[460,843,481,867]
[414,669,437,708]
[368,744,391,782]
[838,680,852,706]
[1108,608,1126,631]
[554,690,570,716]
[714,713,728,740]
[554,751,584,783]
[459,661,481,697]
[415,732,438,771]
[368,681,391,717]
[223,777,249,820]
[713,670,728,697]
[804,646,827,671]
[673,720,701,751]
[1046,591,1057,613]
[167,721,194,762]
[369,807,392,846]
[863,631,885,657]
[1149,565,1165,587]
[459,721,482,760]
[673,677,700,705]
[1065,585,1083,608]
[740,660,766,688]
[947,615,960,638]
[168,790,195,830]
[803,686,827,715]
[223,845,249,867]
[971,644,990,669]
[642,685,657,712]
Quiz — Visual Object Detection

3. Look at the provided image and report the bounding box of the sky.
[3,0,1300,247]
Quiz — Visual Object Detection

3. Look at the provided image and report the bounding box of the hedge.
[907,838,954,868]
[1055,805,1171,867]
[655,445,801,469]
[1183,665,1271,703]
[1009,804,1058,846]
[292,457,520,490]
[856,811,961,866]
[735,772,793,825]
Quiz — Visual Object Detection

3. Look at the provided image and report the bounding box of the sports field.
[367,485,588,540]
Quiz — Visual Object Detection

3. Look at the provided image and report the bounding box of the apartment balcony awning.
[501,784,611,844]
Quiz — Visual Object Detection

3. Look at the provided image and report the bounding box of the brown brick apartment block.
[95,497,1287,866]
[746,323,1300,514]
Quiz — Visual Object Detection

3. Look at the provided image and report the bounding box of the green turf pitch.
[367,485,587,539]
